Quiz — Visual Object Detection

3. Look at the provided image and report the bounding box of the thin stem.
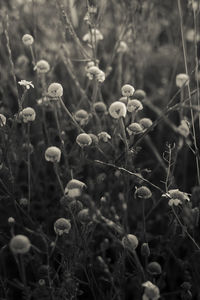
[142,199,146,242]
[27,123,31,214]
[53,162,65,194]
[30,45,36,67]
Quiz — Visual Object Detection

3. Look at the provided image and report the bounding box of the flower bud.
[68,200,83,213]
[0,114,6,126]
[21,107,36,123]
[74,109,89,126]
[121,84,135,97]
[8,217,15,225]
[83,29,103,43]
[45,146,61,163]
[122,234,139,251]
[109,101,126,119]
[10,235,31,254]
[34,60,50,74]
[65,179,86,198]
[22,34,34,46]
[93,102,107,114]
[119,96,128,105]
[133,89,146,101]
[98,131,111,142]
[86,66,105,82]
[117,41,128,53]
[177,120,190,138]
[135,186,152,199]
[176,73,189,88]
[60,195,72,207]
[139,118,153,130]
[76,133,92,148]
[48,83,63,98]
[147,262,162,275]
[141,243,150,257]
[127,99,143,113]
[127,122,143,135]
[142,281,160,300]
[88,133,99,145]
[54,218,71,236]
[19,197,28,206]
[78,208,91,224]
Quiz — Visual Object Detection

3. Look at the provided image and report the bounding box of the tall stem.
[27,123,31,213]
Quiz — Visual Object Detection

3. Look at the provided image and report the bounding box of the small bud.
[127,99,143,113]
[19,197,28,206]
[117,41,128,53]
[45,146,61,163]
[0,114,6,126]
[98,131,111,142]
[93,102,107,114]
[177,120,190,138]
[133,89,146,101]
[127,122,143,135]
[8,217,15,225]
[65,179,86,198]
[78,208,91,224]
[142,281,160,300]
[54,218,71,236]
[34,60,50,74]
[135,186,152,199]
[68,200,83,214]
[76,133,92,148]
[88,133,99,145]
[74,109,89,126]
[119,96,129,105]
[86,66,105,82]
[121,84,135,97]
[176,73,189,88]
[139,118,153,130]
[141,243,150,257]
[21,107,36,123]
[122,234,139,251]
[109,101,126,119]
[22,34,34,46]
[48,83,63,98]
[38,279,46,286]
[82,29,103,43]
[10,235,31,254]
[147,262,162,275]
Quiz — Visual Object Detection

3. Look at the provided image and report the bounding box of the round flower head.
[122,234,139,251]
[127,99,143,113]
[117,41,128,53]
[119,96,129,105]
[22,34,34,46]
[139,118,153,130]
[21,107,36,123]
[34,60,50,74]
[121,84,135,97]
[93,102,107,114]
[133,89,146,101]
[147,262,162,275]
[109,101,127,119]
[141,243,150,257]
[83,29,103,43]
[0,114,6,126]
[186,29,200,42]
[163,189,190,206]
[65,179,86,198]
[8,217,15,225]
[78,208,91,225]
[54,218,71,236]
[142,281,160,300]
[127,122,143,135]
[86,66,105,83]
[76,133,92,148]
[19,197,28,206]
[10,235,31,254]
[74,109,89,126]
[68,200,83,214]
[135,186,152,199]
[177,120,190,138]
[45,146,61,163]
[48,83,63,98]
[85,60,95,72]
[98,131,111,142]
[176,73,189,88]
[89,133,99,145]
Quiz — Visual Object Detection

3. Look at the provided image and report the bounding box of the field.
[0,0,200,299]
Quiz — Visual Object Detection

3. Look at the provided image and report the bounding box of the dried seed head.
[122,234,139,251]
[10,235,31,254]
[147,262,162,275]
[22,34,34,46]
[34,60,50,74]
[21,107,36,123]
[176,73,189,88]
[109,101,127,119]
[76,133,92,148]
[135,186,152,199]
[54,218,71,236]
[48,83,63,98]
[121,84,135,97]
[45,146,61,163]
[127,99,143,113]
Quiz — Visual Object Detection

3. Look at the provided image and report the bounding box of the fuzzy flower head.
[176,73,189,88]
[177,120,190,138]
[78,208,91,225]
[162,189,190,207]
[76,133,92,148]
[134,89,146,101]
[0,114,6,126]
[48,83,63,99]
[127,122,143,135]
[135,186,152,199]
[142,281,160,300]
[117,41,128,53]
[74,109,89,126]
[83,29,103,44]
[10,235,31,254]
[121,84,135,97]
[45,146,61,163]
[18,80,34,90]
[119,96,129,105]
[34,60,50,74]
[127,99,143,113]
[98,131,111,142]
[86,66,105,83]
[21,107,36,123]
[54,218,71,236]
[122,234,139,251]
[65,179,86,198]
[85,60,96,72]
[109,101,127,119]
[22,34,34,46]
[139,118,153,130]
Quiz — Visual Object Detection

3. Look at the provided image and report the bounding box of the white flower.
[18,80,34,89]
[127,99,143,113]
[0,114,6,126]
[176,74,189,88]
[21,107,36,122]
[109,101,127,119]
[22,34,34,46]
[83,29,103,44]
[142,281,160,300]
[54,218,71,236]
[45,146,61,163]
[98,132,111,142]
[162,189,190,207]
